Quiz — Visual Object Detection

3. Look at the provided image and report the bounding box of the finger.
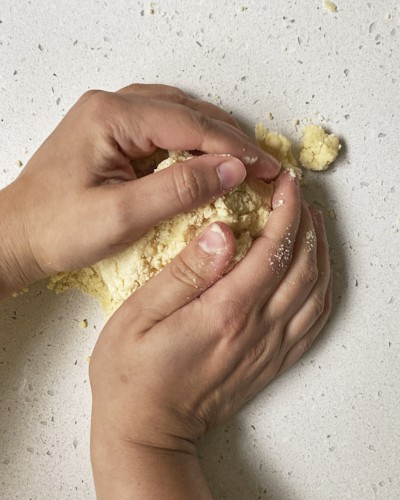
[216,171,301,306]
[277,272,333,375]
[238,272,333,407]
[117,83,240,129]
[281,209,331,350]
[121,222,236,331]
[99,153,246,242]
[110,93,281,180]
[262,201,318,325]
[117,83,190,99]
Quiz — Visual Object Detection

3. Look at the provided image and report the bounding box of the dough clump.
[299,124,341,171]
[49,152,273,316]
[255,123,301,176]
[49,123,341,316]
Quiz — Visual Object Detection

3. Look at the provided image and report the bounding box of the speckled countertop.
[0,1,399,499]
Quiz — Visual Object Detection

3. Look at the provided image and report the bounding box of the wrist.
[0,181,45,297]
[91,427,211,500]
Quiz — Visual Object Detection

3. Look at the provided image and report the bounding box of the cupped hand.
[1,84,279,295]
[89,171,332,498]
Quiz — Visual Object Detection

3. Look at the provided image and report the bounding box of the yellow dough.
[255,123,301,176]
[299,125,341,171]
[49,124,340,316]
[49,152,273,316]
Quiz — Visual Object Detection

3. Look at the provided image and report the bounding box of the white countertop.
[1,1,399,498]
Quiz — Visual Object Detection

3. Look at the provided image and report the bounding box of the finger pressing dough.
[49,151,273,316]
[49,124,340,317]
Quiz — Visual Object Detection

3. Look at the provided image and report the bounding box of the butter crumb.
[324,1,337,13]
[79,319,88,329]
[328,209,337,219]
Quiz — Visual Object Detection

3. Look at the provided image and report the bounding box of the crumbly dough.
[49,123,341,316]
[299,124,341,171]
[49,152,273,316]
[255,123,302,176]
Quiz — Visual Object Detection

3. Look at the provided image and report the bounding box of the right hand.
[89,171,332,484]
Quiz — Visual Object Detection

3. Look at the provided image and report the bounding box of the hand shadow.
[199,174,349,499]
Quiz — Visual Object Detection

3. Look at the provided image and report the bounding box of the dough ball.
[299,125,341,171]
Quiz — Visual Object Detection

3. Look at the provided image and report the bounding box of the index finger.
[112,93,281,181]
[117,83,241,129]
[212,171,301,305]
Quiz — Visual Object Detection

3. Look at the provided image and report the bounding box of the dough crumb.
[324,1,337,13]
[299,125,341,171]
[79,319,88,329]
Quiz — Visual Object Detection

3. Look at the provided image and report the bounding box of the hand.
[0,84,280,296]
[89,172,332,499]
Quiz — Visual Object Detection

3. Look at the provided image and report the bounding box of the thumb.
[121,222,235,331]
[105,154,246,239]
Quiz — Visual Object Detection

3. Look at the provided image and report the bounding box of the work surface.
[1,1,399,498]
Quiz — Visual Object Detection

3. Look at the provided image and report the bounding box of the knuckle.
[79,89,102,103]
[192,110,213,136]
[216,299,251,341]
[168,90,189,105]
[311,295,325,318]
[301,260,319,286]
[82,90,114,118]
[250,336,268,364]
[172,163,203,206]
[170,253,204,289]
[301,335,314,354]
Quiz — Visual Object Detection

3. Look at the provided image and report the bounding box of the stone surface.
[0,1,399,498]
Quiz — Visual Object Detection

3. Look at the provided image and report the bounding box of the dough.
[49,124,340,316]
[255,123,301,176]
[299,124,341,171]
[49,152,273,316]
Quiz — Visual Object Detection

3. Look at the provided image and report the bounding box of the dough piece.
[299,125,341,171]
[255,123,302,177]
[324,1,337,13]
[49,152,273,316]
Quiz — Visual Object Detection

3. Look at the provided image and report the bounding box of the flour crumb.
[305,230,316,252]
[243,156,258,165]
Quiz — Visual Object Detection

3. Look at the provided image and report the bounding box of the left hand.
[0,84,280,296]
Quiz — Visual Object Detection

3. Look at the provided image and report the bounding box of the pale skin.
[0,84,332,498]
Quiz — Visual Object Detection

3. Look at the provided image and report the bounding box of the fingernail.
[217,158,246,191]
[199,223,227,255]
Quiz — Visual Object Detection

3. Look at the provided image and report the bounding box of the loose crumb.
[324,1,337,13]
[79,319,88,329]
[328,209,337,219]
